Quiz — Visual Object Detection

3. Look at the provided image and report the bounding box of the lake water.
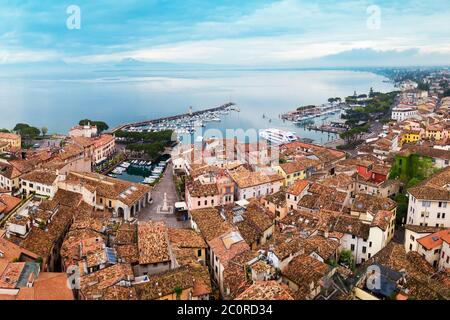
[0,69,395,144]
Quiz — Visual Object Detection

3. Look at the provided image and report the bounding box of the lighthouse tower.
[188,106,193,116]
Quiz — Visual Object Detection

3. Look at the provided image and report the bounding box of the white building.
[404,224,441,253]
[20,170,59,198]
[333,211,395,265]
[69,124,98,138]
[208,231,250,296]
[405,227,450,270]
[391,106,418,122]
[228,166,283,201]
[406,167,450,228]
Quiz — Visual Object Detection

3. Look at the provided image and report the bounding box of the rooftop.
[190,207,233,242]
[135,267,194,300]
[235,281,294,300]
[168,228,207,249]
[64,172,151,207]
[20,170,58,186]
[417,229,450,250]
[137,221,171,265]
[408,167,450,201]
[283,254,330,288]
[208,231,250,269]
[287,180,309,196]
[228,166,282,189]
[80,263,134,300]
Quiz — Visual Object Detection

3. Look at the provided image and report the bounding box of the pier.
[110,102,236,133]
[306,124,346,134]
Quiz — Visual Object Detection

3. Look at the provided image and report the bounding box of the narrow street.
[138,161,189,228]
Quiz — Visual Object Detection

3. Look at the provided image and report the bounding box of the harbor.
[106,155,172,186]
[281,102,351,124]
[305,122,349,134]
[111,102,238,134]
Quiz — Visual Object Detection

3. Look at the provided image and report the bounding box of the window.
[351,244,355,251]
[410,235,415,241]
[352,235,356,239]
[369,241,372,248]
[422,201,431,208]
[362,246,367,254]
[409,244,413,251]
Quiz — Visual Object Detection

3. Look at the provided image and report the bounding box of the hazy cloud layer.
[0,0,449,67]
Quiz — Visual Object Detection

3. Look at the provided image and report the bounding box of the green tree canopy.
[79,119,109,133]
[13,123,41,139]
[339,249,354,269]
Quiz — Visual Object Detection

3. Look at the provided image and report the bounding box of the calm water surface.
[0,70,395,144]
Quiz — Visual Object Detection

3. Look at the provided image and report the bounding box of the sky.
[0,0,450,67]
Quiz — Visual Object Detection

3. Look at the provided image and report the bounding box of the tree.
[417,81,430,91]
[13,123,40,139]
[79,119,109,133]
[41,127,48,137]
[174,287,183,300]
[0,128,9,133]
[339,250,354,269]
[392,194,408,225]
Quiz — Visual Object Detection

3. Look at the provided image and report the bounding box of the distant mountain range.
[0,49,448,79]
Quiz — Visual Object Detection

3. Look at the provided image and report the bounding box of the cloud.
[0,0,449,66]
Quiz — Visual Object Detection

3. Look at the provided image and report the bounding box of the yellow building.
[0,132,21,150]
[274,161,306,186]
[401,129,421,145]
[0,141,9,153]
[425,125,447,141]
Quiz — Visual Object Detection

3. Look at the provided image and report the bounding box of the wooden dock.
[110,102,236,133]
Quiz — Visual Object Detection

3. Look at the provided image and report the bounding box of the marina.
[282,102,351,124]
[111,102,238,134]
[106,156,171,185]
